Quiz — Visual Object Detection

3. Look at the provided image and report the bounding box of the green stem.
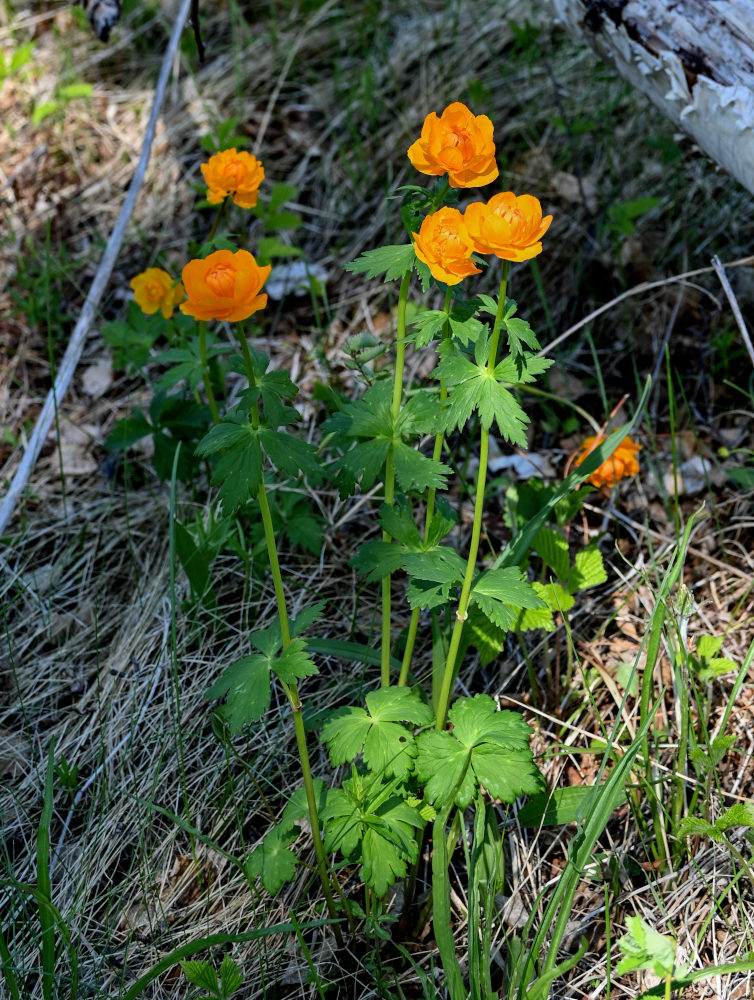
[398,288,452,688]
[380,270,411,687]
[234,322,341,938]
[198,321,220,424]
[434,262,509,730]
[207,199,227,242]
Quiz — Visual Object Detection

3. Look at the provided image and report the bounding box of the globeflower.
[201,148,264,209]
[180,249,271,322]
[130,267,185,319]
[407,102,498,189]
[464,192,552,262]
[575,434,641,488]
[413,207,481,285]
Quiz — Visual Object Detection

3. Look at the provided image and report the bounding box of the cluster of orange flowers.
[409,102,552,284]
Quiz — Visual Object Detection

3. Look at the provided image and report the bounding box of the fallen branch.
[0,0,194,536]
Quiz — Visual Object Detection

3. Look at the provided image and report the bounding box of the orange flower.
[130,267,185,319]
[180,249,271,322]
[201,148,264,209]
[407,102,498,189]
[575,434,641,488]
[412,207,481,285]
[464,192,552,262]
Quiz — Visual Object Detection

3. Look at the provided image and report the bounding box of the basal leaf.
[533,526,570,582]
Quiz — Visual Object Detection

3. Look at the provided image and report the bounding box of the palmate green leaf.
[406,309,448,347]
[393,441,450,491]
[450,316,487,347]
[321,686,433,779]
[271,638,318,683]
[692,634,738,681]
[321,772,424,896]
[434,343,533,447]
[472,566,543,607]
[379,502,422,548]
[258,429,322,483]
[503,298,542,354]
[280,779,328,832]
[350,540,405,582]
[462,604,508,665]
[205,655,271,732]
[415,694,542,808]
[181,960,219,994]
[567,544,607,592]
[344,244,415,282]
[196,416,263,513]
[245,824,299,895]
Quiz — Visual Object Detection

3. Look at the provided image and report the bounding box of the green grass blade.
[432,803,466,1000]
[306,636,402,673]
[36,741,56,1000]
[0,921,21,1000]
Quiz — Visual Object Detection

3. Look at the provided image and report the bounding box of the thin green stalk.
[37,742,55,1000]
[235,323,341,936]
[380,270,411,686]
[398,287,452,688]
[198,321,220,424]
[435,262,509,730]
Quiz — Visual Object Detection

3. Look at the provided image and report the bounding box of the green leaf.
[462,604,508,665]
[379,502,423,548]
[450,316,487,347]
[105,412,153,451]
[716,801,754,833]
[321,686,433,779]
[321,772,424,895]
[205,655,271,732]
[517,784,627,827]
[533,526,570,581]
[434,342,546,446]
[406,309,449,347]
[181,960,219,994]
[505,316,541,356]
[269,182,299,212]
[280,779,328,832]
[393,441,450,492]
[196,416,263,513]
[415,694,542,808]
[692,634,737,681]
[245,824,299,895]
[616,916,682,979]
[472,567,543,608]
[568,545,607,593]
[350,540,405,582]
[344,244,415,282]
[270,639,319,683]
[57,81,94,101]
[219,956,243,996]
[259,429,322,482]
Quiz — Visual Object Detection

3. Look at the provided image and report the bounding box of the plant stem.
[380,270,411,686]
[398,287,452,688]
[434,262,509,730]
[198,321,220,424]
[234,322,341,938]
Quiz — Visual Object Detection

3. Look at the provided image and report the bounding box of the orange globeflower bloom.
[201,148,264,209]
[464,192,553,262]
[408,102,498,189]
[130,267,185,319]
[180,249,271,323]
[575,434,641,488]
[413,207,481,286]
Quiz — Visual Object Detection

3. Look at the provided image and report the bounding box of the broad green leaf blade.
[344,244,415,281]
[245,825,299,895]
[517,784,628,827]
[568,544,607,593]
[205,656,271,732]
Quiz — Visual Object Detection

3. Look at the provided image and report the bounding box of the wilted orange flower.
[575,434,641,488]
[201,148,264,209]
[130,267,185,319]
[407,102,498,189]
[413,207,481,285]
[464,192,552,262]
[180,249,271,322]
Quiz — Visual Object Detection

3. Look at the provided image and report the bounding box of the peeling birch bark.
[538,0,754,196]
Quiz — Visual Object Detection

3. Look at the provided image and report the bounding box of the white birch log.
[538,0,754,196]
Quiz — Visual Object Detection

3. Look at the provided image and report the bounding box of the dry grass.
[2,0,754,996]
